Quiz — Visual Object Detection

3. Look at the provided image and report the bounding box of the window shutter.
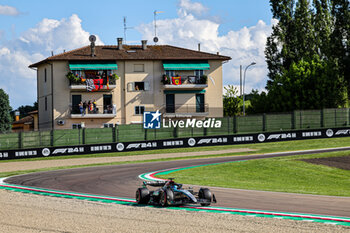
[144,82,150,91]
[127,82,134,92]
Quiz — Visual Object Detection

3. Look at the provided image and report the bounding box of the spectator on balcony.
[88,100,93,113]
[79,101,84,116]
[93,99,97,113]
[83,101,87,115]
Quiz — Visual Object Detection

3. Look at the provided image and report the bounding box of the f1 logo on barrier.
[143,110,161,129]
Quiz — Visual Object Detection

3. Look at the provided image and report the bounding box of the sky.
[0,0,274,109]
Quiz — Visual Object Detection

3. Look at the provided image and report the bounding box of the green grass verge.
[1,136,350,163]
[157,151,350,196]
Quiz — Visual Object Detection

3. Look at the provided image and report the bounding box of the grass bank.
[157,151,350,196]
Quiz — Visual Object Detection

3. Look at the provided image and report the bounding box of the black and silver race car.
[136,178,216,207]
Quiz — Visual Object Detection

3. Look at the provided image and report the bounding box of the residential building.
[12,110,38,132]
[29,38,231,130]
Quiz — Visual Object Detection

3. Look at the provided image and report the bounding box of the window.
[195,70,204,78]
[134,64,144,72]
[44,68,47,82]
[166,70,175,78]
[103,123,114,128]
[72,124,82,129]
[135,82,144,91]
[135,106,145,115]
[127,82,150,91]
[45,97,47,111]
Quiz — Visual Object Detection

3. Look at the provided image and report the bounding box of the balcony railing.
[69,78,116,91]
[161,75,208,89]
[160,104,209,117]
[70,104,116,118]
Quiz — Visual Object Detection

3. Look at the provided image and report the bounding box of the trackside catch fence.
[1,108,350,150]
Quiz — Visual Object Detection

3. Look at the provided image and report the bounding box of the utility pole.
[240,65,242,96]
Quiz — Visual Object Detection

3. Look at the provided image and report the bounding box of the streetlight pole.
[243,62,256,116]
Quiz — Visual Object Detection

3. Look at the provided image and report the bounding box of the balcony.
[70,104,116,118]
[70,79,116,91]
[161,75,208,90]
[160,104,209,118]
[67,70,118,92]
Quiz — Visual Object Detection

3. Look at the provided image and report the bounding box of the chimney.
[217,52,220,55]
[141,40,147,50]
[15,111,20,122]
[117,38,123,50]
[198,43,201,51]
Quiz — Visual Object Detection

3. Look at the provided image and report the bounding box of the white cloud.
[0,14,103,108]
[178,0,208,16]
[0,5,20,16]
[137,1,275,95]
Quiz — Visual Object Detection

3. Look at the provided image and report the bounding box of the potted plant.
[108,73,119,85]
[66,72,83,85]
[161,74,170,85]
[200,75,208,84]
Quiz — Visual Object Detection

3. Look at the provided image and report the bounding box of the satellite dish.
[153,37,159,43]
[89,35,96,43]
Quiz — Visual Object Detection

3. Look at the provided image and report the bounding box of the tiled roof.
[12,115,33,125]
[29,44,231,67]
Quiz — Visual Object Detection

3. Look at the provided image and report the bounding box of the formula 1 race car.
[136,178,216,207]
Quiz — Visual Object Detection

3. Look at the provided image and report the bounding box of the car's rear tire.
[159,189,174,207]
[199,188,212,206]
[136,188,150,204]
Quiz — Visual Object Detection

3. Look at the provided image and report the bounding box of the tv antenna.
[153,10,164,44]
[123,16,133,43]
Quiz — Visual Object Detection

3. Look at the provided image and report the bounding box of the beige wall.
[124,60,159,124]
[37,63,53,130]
[37,59,224,129]
[206,60,224,117]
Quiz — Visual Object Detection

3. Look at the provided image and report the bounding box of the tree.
[0,89,12,133]
[246,90,270,114]
[262,0,348,113]
[223,85,242,116]
[11,102,38,119]
[330,0,350,95]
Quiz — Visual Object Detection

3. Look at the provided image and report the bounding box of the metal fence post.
[82,128,86,144]
[204,127,207,136]
[173,127,178,138]
[39,131,42,147]
[112,127,116,142]
[233,115,237,134]
[320,109,324,128]
[291,111,295,130]
[144,129,147,140]
[18,131,23,149]
[116,125,119,142]
[262,113,266,132]
[334,109,337,127]
[50,130,54,146]
[227,117,230,135]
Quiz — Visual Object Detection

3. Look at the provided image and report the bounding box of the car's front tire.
[136,188,150,204]
[199,188,212,206]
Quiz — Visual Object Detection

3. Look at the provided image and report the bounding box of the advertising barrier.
[0,127,350,160]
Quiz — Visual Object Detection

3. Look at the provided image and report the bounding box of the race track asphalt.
[5,148,350,218]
